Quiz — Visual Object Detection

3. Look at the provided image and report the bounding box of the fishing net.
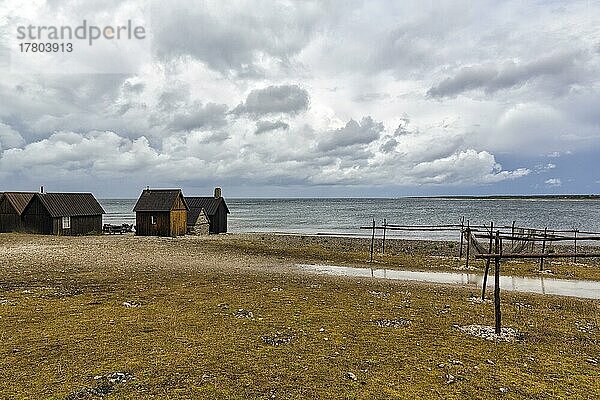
[463,226,538,255]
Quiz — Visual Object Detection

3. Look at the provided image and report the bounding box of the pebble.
[261,333,292,346]
[372,319,411,328]
[346,372,357,381]
[445,374,455,384]
[234,309,254,319]
[586,358,598,365]
[455,324,523,342]
[500,387,509,393]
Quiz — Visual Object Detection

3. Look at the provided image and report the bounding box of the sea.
[99,198,600,241]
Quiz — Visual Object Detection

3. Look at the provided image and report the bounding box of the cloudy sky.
[0,0,599,197]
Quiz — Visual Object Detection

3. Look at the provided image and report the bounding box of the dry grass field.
[0,233,598,399]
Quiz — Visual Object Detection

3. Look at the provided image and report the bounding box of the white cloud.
[545,178,562,187]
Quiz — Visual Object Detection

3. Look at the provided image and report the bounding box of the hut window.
[151,215,157,225]
[62,216,71,229]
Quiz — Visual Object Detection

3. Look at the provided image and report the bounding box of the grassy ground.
[0,233,598,399]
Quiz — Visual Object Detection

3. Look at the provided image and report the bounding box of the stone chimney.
[214,187,222,198]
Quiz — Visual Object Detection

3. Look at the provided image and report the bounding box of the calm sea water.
[99,198,600,241]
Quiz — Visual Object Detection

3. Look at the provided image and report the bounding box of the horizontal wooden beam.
[475,253,600,259]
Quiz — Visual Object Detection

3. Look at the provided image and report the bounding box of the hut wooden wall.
[52,216,102,235]
[21,196,52,234]
[136,211,171,236]
[170,210,187,236]
[211,204,228,234]
[170,194,187,236]
[0,198,20,232]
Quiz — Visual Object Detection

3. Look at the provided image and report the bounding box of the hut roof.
[133,189,189,212]
[185,196,229,217]
[1,192,35,215]
[35,193,105,217]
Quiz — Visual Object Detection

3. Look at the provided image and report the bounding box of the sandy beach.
[0,233,598,398]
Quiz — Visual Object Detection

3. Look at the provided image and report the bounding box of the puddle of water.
[296,264,600,300]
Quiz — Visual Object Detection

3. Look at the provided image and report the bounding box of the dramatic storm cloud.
[0,0,599,196]
[232,85,310,117]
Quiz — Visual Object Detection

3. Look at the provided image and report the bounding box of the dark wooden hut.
[185,187,229,234]
[133,189,189,237]
[21,193,105,235]
[0,192,35,232]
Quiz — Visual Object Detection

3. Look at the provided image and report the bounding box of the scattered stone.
[261,333,292,346]
[346,372,357,381]
[451,360,463,366]
[217,303,228,309]
[455,324,523,342]
[500,387,509,393]
[513,302,533,309]
[319,327,325,332]
[486,359,495,365]
[372,318,411,328]
[586,358,598,365]
[368,291,390,299]
[271,287,283,292]
[234,309,254,319]
[121,301,140,308]
[65,372,134,400]
[445,374,455,384]
[467,296,491,304]
[575,320,598,334]
[437,363,445,368]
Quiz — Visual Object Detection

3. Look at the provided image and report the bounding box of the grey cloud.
[317,117,384,152]
[123,81,145,94]
[158,85,191,111]
[255,120,290,135]
[428,51,582,98]
[233,85,309,117]
[353,92,390,103]
[0,123,25,151]
[380,138,397,153]
[168,102,229,132]
[152,1,321,76]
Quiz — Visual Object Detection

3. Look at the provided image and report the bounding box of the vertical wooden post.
[573,229,578,263]
[369,218,375,262]
[539,227,547,271]
[465,220,471,269]
[511,220,515,249]
[481,222,493,300]
[494,230,502,335]
[382,218,387,255]
[459,216,464,258]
